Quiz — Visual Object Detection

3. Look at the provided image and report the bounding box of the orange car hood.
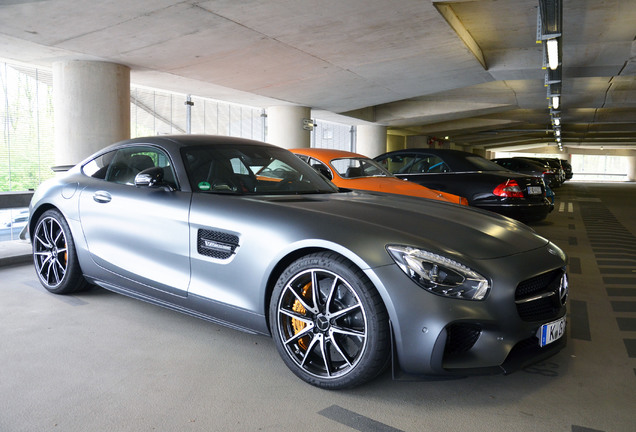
[336,177,466,205]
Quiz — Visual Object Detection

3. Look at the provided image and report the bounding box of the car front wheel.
[270,252,390,389]
[32,209,88,294]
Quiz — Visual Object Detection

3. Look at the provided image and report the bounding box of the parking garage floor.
[1,182,634,432]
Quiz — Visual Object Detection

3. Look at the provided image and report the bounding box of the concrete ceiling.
[1,0,635,154]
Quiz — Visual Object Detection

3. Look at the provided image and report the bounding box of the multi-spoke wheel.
[33,209,88,294]
[270,252,389,389]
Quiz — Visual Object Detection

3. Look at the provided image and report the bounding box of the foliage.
[1,63,56,192]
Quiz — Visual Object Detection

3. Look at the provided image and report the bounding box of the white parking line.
[558,202,574,213]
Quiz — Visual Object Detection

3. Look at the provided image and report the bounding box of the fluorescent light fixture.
[553,118,561,126]
[555,129,561,136]
[552,96,560,109]
[547,38,559,70]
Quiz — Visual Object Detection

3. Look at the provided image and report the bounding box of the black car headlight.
[387,245,490,300]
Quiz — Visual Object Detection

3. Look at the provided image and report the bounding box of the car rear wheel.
[33,209,88,294]
[270,252,390,389]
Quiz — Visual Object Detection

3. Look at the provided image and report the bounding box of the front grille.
[515,269,565,322]
[444,323,482,355]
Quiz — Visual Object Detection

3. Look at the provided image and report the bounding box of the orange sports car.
[291,148,468,206]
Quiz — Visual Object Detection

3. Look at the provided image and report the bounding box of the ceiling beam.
[434,2,487,70]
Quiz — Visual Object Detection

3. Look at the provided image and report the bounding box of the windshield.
[330,157,393,179]
[182,144,339,195]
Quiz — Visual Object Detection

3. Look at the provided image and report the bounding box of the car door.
[78,145,191,298]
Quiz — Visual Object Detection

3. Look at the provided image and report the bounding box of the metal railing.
[0,192,33,241]
[0,192,33,210]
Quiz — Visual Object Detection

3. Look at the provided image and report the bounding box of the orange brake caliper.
[291,282,312,350]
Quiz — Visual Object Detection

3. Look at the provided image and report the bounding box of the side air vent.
[197,229,239,260]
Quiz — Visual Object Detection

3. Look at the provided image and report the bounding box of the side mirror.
[135,166,166,188]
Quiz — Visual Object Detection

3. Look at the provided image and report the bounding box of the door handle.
[93,191,112,203]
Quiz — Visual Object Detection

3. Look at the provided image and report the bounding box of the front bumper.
[367,244,567,377]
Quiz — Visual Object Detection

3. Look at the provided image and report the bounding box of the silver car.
[28,135,568,389]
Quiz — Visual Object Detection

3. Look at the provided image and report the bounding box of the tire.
[32,209,88,294]
[269,252,390,389]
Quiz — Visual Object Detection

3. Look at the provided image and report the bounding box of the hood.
[340,177,466,205]
[253,191,549,261]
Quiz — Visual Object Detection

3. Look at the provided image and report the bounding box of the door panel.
[78,145,191,297]
[79,181,191,297]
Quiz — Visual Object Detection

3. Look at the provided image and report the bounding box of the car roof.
[494,158,546,168]
[290,148,369,161]
[375,148,503,172]
[102,135,279,155]
[375,148,474,158]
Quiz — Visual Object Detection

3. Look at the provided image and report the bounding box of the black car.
[515,157,566,186]
[374,149,553,222]
[492,157,558,188]
[560,159,573,180]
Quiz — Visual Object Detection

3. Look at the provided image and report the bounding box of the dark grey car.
[28,135,568,389]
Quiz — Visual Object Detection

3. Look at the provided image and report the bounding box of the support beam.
[434,3,487,70]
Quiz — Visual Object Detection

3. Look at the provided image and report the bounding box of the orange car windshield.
[331,158,393,179]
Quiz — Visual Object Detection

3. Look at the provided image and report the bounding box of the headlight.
[387,245,490,300]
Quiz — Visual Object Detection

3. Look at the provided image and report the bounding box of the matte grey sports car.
[28,135,568,389]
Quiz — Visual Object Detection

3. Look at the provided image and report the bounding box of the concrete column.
[472,148,486,157]
[266,106,311,149]
[406,135,428,149]
[53,61,130,165]
[627,155,636,181]
[387,134,405,152]
[356,125,387,157]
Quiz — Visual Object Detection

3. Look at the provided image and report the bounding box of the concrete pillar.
[627,155,636,181]
[386,134,405,152]
[356,125,387,157]
[53,61,130,165]
[406,135,428,149]
[266,105,311,149]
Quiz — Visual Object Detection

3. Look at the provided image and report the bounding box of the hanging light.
[547,39,559,70]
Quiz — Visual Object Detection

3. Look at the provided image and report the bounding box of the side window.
[229,157,250,175]
[82,151,116,179]
[308,157,332,180]
[82,146,178,188]
[407,155,449,174]
[376,154,415,174]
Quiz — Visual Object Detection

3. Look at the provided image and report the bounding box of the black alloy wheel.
[33,209,88,294]
[270,252,390,389]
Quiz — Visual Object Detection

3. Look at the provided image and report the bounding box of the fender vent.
[197,229,239,259]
